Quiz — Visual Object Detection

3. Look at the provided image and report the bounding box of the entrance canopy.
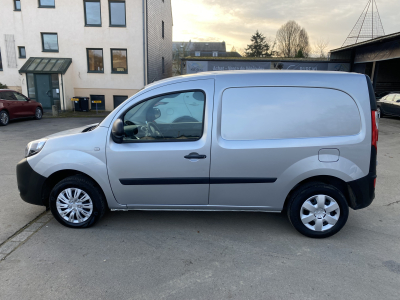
[19,57,72,74]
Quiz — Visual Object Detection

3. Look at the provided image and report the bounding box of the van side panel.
[209,72,372,210]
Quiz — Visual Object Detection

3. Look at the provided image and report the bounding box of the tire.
[377,106,383,118]
[287,182,349,238]
[34,107,43,120]
[0,110,9,126]
[49,175,107,228]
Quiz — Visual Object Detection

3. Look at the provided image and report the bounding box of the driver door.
[106,79,214,207]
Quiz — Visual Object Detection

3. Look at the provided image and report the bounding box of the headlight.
[25,139,47,158]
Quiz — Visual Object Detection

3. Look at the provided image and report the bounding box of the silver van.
[16,71,379,238]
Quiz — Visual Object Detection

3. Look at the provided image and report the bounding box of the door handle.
[184,152,207,159]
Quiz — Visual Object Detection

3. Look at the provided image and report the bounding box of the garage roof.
[19,57,72,74]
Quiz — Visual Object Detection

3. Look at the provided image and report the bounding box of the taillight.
[371,110,379,149]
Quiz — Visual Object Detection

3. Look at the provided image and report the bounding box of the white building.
[0,0,172,111]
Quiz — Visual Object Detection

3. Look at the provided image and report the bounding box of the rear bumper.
[347,172,376,210]
[16,158,47,206]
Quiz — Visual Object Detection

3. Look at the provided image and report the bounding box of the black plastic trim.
[120,177,277,185]
[16,158,47,206]
[365,75,377,110]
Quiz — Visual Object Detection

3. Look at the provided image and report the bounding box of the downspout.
[61,74,65,111]
[142,0,147,87]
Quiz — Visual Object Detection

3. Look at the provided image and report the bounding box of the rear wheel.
[34,107,43,120]
[49,175,107,228]
[0,110,9,126]
[377,106,383,118]
[287,182,349,238]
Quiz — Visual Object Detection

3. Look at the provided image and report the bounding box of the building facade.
[0,0,172,111]
[330,32,400,94]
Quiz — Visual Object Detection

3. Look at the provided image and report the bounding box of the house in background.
[0,0,172,111]
[172,41,241,76]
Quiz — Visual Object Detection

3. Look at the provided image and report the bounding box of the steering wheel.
[147,122,164,138]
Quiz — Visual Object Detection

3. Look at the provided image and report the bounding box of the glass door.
[35,74,53,109]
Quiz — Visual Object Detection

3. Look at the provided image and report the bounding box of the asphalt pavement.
[0,116,400,299]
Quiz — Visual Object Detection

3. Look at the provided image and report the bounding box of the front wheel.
[287,182,349,238]
[49,175,107,228]
[34,107,43,120]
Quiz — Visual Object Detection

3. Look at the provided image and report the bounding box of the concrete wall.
[0,0,146,109]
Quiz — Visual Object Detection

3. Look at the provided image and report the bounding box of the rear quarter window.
[221,87,361,140]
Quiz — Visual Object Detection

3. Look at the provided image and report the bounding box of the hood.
[45,123,99,139]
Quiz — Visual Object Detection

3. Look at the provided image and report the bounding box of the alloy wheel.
[56,188,94,224]
[36,108,42,119]
[1,111,9,125]
[300,194,341,232]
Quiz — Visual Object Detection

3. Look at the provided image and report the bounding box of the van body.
[16,71,378,238]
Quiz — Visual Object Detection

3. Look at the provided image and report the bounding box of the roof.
[173,41,226,52]
[331,31,400,53]
[19,57,72,74]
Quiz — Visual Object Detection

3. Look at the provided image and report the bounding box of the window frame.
[111,48,128,74]
[195,51,200,57]
[213,51,218,57]
[18,46,26,58]
[38,0,55,8]
[120,89,207,144]
[86,48,104,73]
[84,0,102,27]
[41,33,59,52]
[109,0,126,27]
[14,0,21,11]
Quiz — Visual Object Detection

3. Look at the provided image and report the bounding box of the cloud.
[171,0,400,50]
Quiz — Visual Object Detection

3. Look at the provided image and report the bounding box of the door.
[381,94,394,115]
[113,95,128,109]
[391,94,400,116]
[1,91,20,118]
[35,74,53,109]
[106,79,214,206]
[12,92,32,117]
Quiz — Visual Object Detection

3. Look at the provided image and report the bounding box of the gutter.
[142,0,147,87]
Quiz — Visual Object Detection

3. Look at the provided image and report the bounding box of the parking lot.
[1,116,400,299]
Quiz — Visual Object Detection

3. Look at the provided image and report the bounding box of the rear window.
[221,87,361,141]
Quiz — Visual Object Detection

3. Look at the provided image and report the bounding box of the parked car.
[0,89,43,126]
[16,71,379,238]
[376,92,400,118]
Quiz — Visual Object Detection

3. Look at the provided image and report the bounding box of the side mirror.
[111,118,124,144]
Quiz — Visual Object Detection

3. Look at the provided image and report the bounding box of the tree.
[276,21,310,58]
[0,82,8,89]
[244,30,273,57]
[231,46,237,53]
[313,38,329,58]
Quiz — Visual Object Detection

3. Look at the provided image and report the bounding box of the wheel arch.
[282,175,355,212]
[41,169,108,209]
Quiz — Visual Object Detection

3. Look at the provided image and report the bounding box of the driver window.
[122,91,205,142]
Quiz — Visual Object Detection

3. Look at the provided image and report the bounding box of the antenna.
[342,0,385,47]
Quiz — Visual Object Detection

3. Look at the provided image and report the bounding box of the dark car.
[0,89,43,126]
[377,92,400,118]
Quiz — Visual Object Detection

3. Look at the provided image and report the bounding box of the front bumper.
[16,158,47,206]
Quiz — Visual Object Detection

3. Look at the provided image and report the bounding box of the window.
[162,57,165,74]
[27,73,36,99]
[41,33,58,52]
[195,51,200,57]
[87,48,104,73]
[213,51,218,57]
[162,21,164,39]
[39,0,55,8]
[18,46,26,58]
[0,49,3,70]
[122,91,205,142]
[111,49,127,73]
[84,0,101,26]
[109,1,126,27]
[221,87,361,140]
[14,0,21,10]
[393,94,400,102]
[13,92,29,101]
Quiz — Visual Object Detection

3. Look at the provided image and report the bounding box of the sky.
[171,0,399,53]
